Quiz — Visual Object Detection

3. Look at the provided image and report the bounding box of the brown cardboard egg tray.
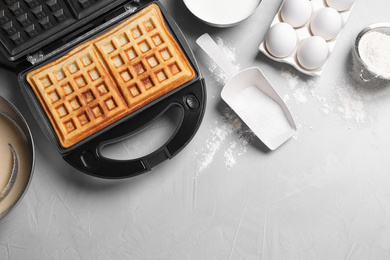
[259,0,355,76]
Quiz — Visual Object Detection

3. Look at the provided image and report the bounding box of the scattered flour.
[280,68,366,124]
[206,37,239,85]
[280,69,316,105]
[195,107,255,174]
[224,142,237,169]
[336,83,366,123]
[207,62,229,85]
[292,123,303,140]
[293,88,308,104]
[312,92,334,114]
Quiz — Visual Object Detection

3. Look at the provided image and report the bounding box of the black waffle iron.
[0,0,206,178]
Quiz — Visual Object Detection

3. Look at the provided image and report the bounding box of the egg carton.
[259,0,355,77]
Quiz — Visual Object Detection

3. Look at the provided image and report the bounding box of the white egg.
[280,0,312,28]
[297,36,329,70]
[310,7,342,41]
[326,0,355,11]
[265,23,297,58]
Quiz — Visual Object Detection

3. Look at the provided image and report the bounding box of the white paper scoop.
[196,33,296,150]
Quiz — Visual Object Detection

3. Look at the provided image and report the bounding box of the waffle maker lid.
[12,0,206,178]
[0,0,136,66]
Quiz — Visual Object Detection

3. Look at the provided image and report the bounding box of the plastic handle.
[63,79,205,179]
[196,33,238,78]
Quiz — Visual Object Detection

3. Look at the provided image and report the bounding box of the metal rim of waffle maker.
[16,0,206,179]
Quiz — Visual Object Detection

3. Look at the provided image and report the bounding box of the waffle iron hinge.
[26,0,142,66]
[125,0,141,12]
[26,51,44,66]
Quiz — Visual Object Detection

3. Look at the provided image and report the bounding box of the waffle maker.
[0,0,206,178]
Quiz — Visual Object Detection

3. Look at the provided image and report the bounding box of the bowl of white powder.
[355,23,390,81]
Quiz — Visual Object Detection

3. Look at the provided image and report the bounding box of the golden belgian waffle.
[26,4,195,148]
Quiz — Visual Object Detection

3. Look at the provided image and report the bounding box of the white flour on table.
[280,68,366,124]
[195,108,255,174]
[206,37,239,85]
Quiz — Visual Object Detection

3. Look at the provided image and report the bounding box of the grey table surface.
[2,0,390,259]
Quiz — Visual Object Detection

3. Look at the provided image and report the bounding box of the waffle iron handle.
[63,79,205,178]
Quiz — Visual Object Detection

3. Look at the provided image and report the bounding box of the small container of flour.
[355,23,390,81]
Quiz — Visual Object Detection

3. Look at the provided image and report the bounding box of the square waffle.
[26,4,195,148]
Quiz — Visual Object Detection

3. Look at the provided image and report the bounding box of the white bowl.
[183,0,262,27]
